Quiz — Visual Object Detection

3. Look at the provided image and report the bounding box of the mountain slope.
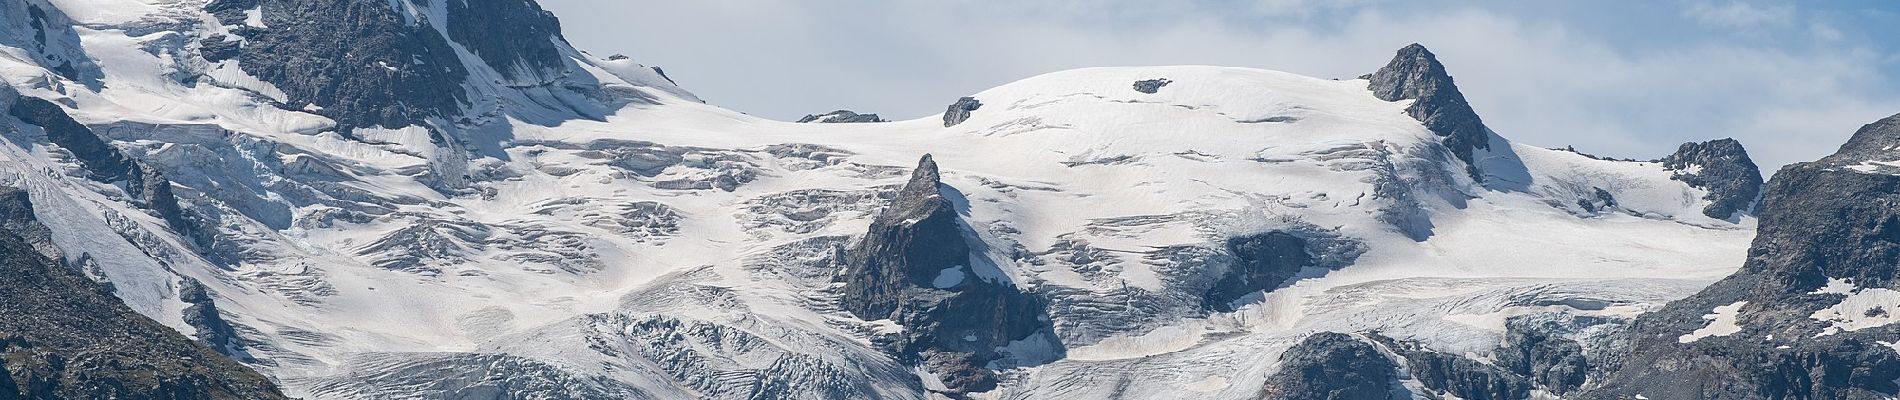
[0,186,286,399]
[1583,113,1900,399]
[0,0,1800,398]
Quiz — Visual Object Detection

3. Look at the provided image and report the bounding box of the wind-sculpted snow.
[0,4,1771,396]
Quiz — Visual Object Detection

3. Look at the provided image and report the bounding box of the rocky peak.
[797,110,886,124]
[942,97,982,127]
[1818,112,1900,168]
[1659,138,1763,219]
[1367,43,1492,179]
[1260,332,1398,400]
[836,155,1057,395]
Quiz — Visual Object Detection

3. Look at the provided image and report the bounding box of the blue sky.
[538,0,1900,170]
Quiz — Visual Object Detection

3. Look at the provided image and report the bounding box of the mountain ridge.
[0,0,1860,399]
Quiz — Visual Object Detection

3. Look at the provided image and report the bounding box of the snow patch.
[932,266,966,289]
[1811,288,1900,334]
[244,7,267,28]
[1679,301,1747,343]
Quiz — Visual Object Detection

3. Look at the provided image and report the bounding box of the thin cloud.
[1683,1,1795,28]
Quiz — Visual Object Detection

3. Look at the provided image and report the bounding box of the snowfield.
[0,1,1760,398]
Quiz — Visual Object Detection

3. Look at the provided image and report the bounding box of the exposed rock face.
[1201,231,1314,312]
[1260,332,1398,400]
[1584,112,1900,399]
[179,278,246,359]
[8,97,138,182]
[0,188,286,399]
[1367,44,1492,179]
[0,187,60,259]
[1660,138,1763,219]
[942,97,981,127]
[8,97,198,239]
[1497,317,1590,395]
[442,0,569,81]
[205,0,471,133]
[797,110,886,123]
[1132,78,1171,94]
[837,155,1057,395]
[1371,334,1530,400]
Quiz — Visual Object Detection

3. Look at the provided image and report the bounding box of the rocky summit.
[0,0,1885,398]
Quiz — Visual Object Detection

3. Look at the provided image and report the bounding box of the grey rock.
[1260,332,1399,400]
[8,98,202,240]
[8,96,138,182]
[1367,44,1492,179]
[836,155,1058,395]
[1201,231,1314,312]
[1132,78,1171,94]
[204,0,470,133]
[0,188,286,399]
[0,186,60,259]
[442,0,569,81]
[798,110,886,123]
[1497,317,1590,395]
[1371,334,1530,400]
[179,278,247,360]
[1817,112,1900,167]
[1659,138,1763,219]
[942,97,982,127]
[1584,112,1900,399]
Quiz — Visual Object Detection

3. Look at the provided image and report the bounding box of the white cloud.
[540,0,1898,170]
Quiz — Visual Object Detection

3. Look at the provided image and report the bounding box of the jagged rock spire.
[1367,44,1493,178]
[1660,138,1763,219]
[836,154,1058,395]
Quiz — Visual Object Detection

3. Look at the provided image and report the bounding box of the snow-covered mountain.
[11,0,1893,399]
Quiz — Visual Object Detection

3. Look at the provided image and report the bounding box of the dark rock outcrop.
[942,97,981,127]
[1367,44,1492,179]
[1497,317,1590,395]
[1260,332,1398,400]
[0,188,286,399]
[1371,334,1530,400]
[0,187,60,259]
[837,155,1056,395]
[205,0,471,133]
[797,110,886,124]
[442,0,569,81]
[1659,138,1763,219]
[1201,231,1314,312]
[1584,112,1900,399]
[8,97,138,182]
[1132,78,1171,94]
[8,97,197,237]
[179,278,246,360]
